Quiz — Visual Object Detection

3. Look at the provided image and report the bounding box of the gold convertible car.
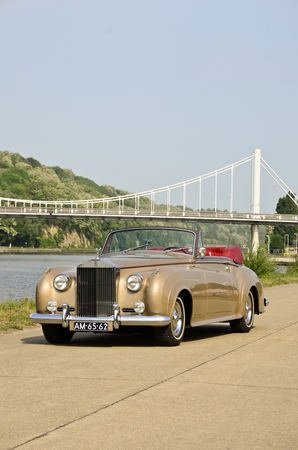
[30,226,268,346]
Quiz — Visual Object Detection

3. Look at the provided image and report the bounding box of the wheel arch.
[176,289,193,327]
[249,284,259,315]
[236,275,262,317]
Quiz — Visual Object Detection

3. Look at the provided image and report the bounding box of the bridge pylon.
[250,149,261,251]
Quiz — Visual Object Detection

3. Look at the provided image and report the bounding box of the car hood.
[94,251,193,269]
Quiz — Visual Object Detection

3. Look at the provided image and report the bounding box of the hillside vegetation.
[0,150,138,201]
[0,150,259,249]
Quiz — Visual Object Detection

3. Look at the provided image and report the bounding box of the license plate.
[73,321,108,332]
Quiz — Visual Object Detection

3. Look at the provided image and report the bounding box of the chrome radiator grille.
[77,263,116,317]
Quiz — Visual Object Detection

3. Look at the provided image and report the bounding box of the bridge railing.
[1,205,298,225]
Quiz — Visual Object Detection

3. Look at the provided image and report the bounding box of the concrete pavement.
[0,284,297,450]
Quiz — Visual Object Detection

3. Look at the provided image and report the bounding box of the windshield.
[101,228,197,256]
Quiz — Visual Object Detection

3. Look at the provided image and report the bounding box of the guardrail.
[1,206,298,225]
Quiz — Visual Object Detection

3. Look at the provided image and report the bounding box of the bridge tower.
[251,148,261,251]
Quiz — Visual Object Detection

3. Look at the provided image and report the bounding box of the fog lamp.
[47,300,58,313]
[133,301,145,314]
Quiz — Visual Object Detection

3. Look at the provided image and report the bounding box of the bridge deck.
[1,206,298,226]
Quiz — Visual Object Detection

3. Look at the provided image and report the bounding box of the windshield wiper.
[122,240,152,254]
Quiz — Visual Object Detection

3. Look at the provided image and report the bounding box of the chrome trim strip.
[195,258,239,267]
[30,312,171,327]
[120,315,171,326]
[191,314,238,327]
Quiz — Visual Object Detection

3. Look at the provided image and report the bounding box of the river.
[0,254,93,302]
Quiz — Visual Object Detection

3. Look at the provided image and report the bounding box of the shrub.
[243,247,276,278]
[39,235,57,248]
[287,257,298,275]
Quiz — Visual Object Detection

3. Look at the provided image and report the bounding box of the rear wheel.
[230,291,254,333]
[154,296,185,346]
[42,324,74,344]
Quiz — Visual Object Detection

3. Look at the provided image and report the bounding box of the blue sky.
[0,0,297,213]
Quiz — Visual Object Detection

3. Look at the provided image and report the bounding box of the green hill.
[0,150,137,202]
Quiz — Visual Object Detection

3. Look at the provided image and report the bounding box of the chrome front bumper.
[30,303,171,331]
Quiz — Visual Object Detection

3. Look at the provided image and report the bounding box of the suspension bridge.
[0,149,297,248]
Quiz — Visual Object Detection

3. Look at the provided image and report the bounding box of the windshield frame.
[100,226,199,258]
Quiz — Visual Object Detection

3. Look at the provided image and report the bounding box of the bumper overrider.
[30,303,171,331]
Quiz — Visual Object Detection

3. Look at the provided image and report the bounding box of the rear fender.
[236,275,263,317]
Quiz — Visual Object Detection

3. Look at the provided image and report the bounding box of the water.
[275,266,288,274]
[0,254,93,302]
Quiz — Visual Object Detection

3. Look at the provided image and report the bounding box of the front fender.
[146,266,194,316]
[35,266,77,313]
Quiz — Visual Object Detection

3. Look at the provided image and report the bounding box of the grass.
[0,298,37,332]
[261,273,298,287]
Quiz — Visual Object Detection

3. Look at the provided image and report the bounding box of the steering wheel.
[163,246,188,254]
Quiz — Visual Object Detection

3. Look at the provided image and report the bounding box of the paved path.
[1,284,297,450]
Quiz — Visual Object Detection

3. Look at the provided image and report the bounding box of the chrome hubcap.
[171,299,183,337]
[244,293,253,326]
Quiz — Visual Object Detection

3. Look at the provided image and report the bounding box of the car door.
[201,261,235,318]
[189,266,209,323]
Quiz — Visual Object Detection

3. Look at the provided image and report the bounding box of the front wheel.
[230,291,255,333]
[42,324,74,344]
[154,296,186,346]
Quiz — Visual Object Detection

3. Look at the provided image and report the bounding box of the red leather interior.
[205,246,243,264]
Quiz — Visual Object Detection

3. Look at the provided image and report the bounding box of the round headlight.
[47,300,58,312]
[53,273,70,291]
[126,274,143,292]
[134,300,145,314]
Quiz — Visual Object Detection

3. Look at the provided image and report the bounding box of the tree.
[270,192,298,251]
[0,219,17,245]
[13,219,44,247]
[269,234,283,253]
[276,192,298,215]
